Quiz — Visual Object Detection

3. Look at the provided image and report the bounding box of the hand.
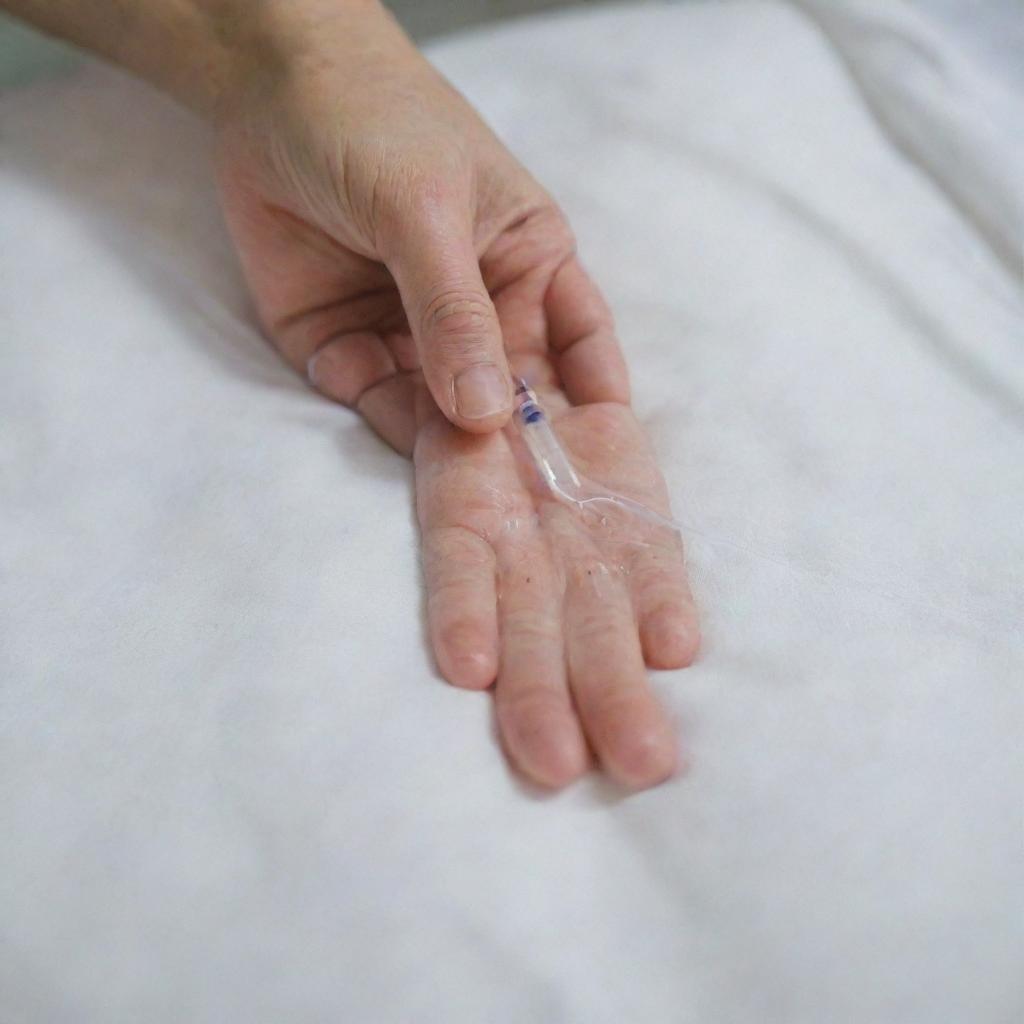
[5,0,700,787]
[415,385,700,791]
[207,0,701,788]
[213,0,630,448]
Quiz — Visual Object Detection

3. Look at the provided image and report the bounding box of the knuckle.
[425,525,491,563]
[437,617,485,655]
[632,569,686,608]
[498,203,577,273]
[573,610,620,647]
[422,289,495,346]
[426,576,479,610]
[541,205,577,254]
[423,527,494,586]
[503,607,561,645]
[567,556,614,592]
[377,164,464,231]
[589,692,636,721]
[587,691,656,734]
[644,597,688,626]
[502,686,568,724]
[307,333,396,408]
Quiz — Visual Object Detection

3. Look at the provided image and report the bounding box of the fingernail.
[306,350,323,386]
[453,364,511,420]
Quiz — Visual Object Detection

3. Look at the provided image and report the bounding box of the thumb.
[384,204,513,432]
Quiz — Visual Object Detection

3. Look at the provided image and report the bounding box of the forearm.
[0,0,395,117]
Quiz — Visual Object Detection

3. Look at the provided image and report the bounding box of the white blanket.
[1,2,1021,1020]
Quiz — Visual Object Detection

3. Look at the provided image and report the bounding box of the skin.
[417,391,699,789]
[4,0,701,789]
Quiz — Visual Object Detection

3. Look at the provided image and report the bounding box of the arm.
[0,0,251,115]
[0,1,391,116]
[5,0,698,788]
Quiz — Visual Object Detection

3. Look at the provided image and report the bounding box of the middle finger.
[548,508,679,789]
[494,526,589,789]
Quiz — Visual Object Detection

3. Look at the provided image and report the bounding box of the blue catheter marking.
[515,377,545,424]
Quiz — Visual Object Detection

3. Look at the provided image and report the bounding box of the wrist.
[0,1,406,119]
[198,0,415,122]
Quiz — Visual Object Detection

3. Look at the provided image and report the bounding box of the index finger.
[545,256,631,407]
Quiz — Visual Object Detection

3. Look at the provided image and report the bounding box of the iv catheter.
[513,378,682,534]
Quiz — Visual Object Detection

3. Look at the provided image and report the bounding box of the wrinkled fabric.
[1,2,1021,1021]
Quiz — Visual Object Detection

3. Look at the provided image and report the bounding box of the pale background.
[2,2,1021,1020]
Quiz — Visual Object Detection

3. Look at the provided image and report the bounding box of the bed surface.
[2,2,1022,1020]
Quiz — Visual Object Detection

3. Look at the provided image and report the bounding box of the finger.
[495,537,589,789]
[384,202,514,433]
[422,526,499,690]
[383,330,420,372]
[307,331,423,455]
[552,513,678,789]
[545,257,630,406]
[628,539,701,669]
[506,350,561,396]
[217,167,398,375]
[307,330,397,407]
[356,373,419,457]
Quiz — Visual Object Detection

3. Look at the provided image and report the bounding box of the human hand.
[209,0,700,789]
[415,384,700,791]
[213,0,629,447]
[4,0,699,787]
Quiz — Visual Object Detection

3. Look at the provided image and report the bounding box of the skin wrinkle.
[275,282,396,335]
[415,395,696,786]
[1,0,701,789]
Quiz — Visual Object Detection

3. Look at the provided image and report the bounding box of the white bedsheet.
[1,2,1022,1020]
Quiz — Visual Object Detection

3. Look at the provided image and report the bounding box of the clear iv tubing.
[513,379,683,534]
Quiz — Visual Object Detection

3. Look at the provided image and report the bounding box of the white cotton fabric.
[1,2,1021,1021]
